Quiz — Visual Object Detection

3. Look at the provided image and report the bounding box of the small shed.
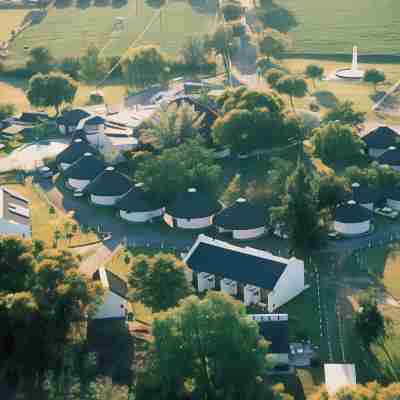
[164,188,222,229]
[351,182,380,210]
[84,115,106,135]
[324,364,356,395]
[64,152,107,192]
[85,166,132,206]
[214,198,266,239]
[55,138,96,171]
[362,125,400,158]
[333,200,372,236]
[377,146,400,171]
[116,183,165,223]
[92,268,128,320]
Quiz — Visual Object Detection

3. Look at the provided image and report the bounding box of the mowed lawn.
[0,10,30,42]
[8,0,216,65]
[281,59,400,120]
[276,0,400,54]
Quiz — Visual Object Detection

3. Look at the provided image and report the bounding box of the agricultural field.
[0,10,30,42]
[276,0,400,54]
[6,0,217,65]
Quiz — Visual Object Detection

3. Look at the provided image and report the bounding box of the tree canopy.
[27,72,78,115]
[221,2,244,21]
[0,236,102,394]
[315,174,350,211]
[257,28,289,61]
[79,45,107,84]
[312,121,365,165]
[128,253,189,311]
[135,292,272,400]
[322,100,365,125]
[305,64,324,89]
[135,138,221,204]
[364,68,386,91]
[275,75,308,111]
[122,45,168,88]
[26,46,54,75]
[0,103,16,121]
[256,3,298,33]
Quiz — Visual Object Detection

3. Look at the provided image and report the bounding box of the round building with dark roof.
[56,138,96,171]
[333,200,372,236]
[214,198,266,239]
[164,188,222,229]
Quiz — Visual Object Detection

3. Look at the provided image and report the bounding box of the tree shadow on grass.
[76,0,92,9]
[54,0,74,8]
[370,90,386,103]
[145,0,165,8]
[94,0,111,7]
[112,0,128,8]
[313,90,339,109]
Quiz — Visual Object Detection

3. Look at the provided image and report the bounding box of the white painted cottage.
[63,152,107,192]
[0,187,31,238]
[362,125,400,158]
[85,166,132,206]
[92,268,128,320]
[214,198,266,240]
[333,200,372,236]
[116,183,165,223]
[164,188,222,229]
[184,235,306,312]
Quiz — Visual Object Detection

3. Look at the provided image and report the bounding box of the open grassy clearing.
[276,0,400,54]
[281,59,400,120]
[0,10,30,42]
[7,0,216,65]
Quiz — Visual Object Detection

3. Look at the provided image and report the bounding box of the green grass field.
[7,0,216,65]
[0,10,29,42]
[276,0,400,54]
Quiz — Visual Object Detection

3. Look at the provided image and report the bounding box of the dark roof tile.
[85,167,132,197]
[64,153,107,180]
[334,200,372,223]
[362,126,400,149]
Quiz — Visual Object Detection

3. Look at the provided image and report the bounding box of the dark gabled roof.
[116,186,163,212]
[251,315,289,354]
[64,153,107,181]
[166,188,222,219]
[351,183,380,204]
[85,115,105,125]
[169,96,219,137]
[214,198,266,230]
[85,167,132,197]
[333,200,372,223]
[19,112,48,123]
[377,147,400,165]
[385,185,400,201]
[56,138,96,165]
[362,126,400,149]
[58,108,91,126]
[93,268,128,299]
[186,240,287,290]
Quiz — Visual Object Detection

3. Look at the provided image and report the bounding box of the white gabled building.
[184,235,306,312]
[92,268,128,320]
[0,187,31,238]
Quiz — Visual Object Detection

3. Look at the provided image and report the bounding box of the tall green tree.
[322,100,365,125]
[312,122,365,165]
[221,173,243,205]
[364,68,386,92]
[0,103,16,121]
[180,37,209,72]
[271,162,322,254]
[257,28,289,61]
[80,45,107,83]
[143,102,204,149]
[128,253,189,311]
[27,72,78,115]
[26,46,54,75]
[305,64,324,89]
[265,68,285,88]
[275,75,308,111]
[122,45,168,88]
[221,2,244,21]
[136,292,271,400]
[315,174,350,211]
[256,4,298,33]
[0,236,102,396]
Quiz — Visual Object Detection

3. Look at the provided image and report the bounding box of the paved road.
[0,139,68,172]
[38,179,198,276]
